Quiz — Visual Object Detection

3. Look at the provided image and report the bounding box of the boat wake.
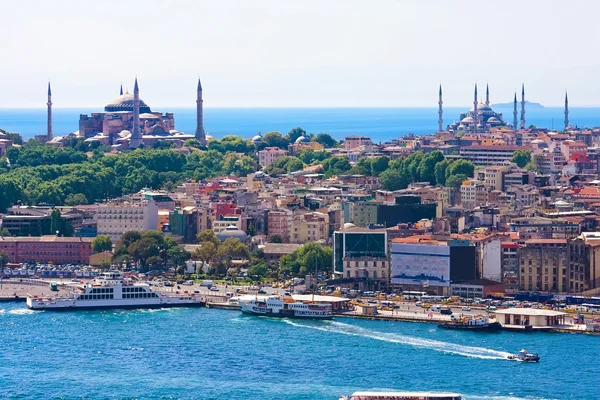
[282,320,512,360]
[7,308,36,315]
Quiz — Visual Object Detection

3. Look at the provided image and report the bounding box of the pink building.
[343,135,372,151]
[258,147,288,167]
[267,210,290,242]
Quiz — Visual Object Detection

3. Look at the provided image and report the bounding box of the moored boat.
[26,271,205,310]
[239,292,333,319]
[437,315,502,331]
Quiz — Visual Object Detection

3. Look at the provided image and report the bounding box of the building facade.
[518,239,568,292]
[0,235,93,264]
[95,199,159,242]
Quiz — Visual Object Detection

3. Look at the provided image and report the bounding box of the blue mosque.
[438,83,528,133]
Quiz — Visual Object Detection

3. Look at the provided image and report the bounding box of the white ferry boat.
[26,272,205,310]
[239,293,333,319]
[340,391,464,400]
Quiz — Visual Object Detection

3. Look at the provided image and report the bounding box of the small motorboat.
[507,349,540,362]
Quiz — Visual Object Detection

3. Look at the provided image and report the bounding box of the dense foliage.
[378,151,475,191]
[113,230,190,272]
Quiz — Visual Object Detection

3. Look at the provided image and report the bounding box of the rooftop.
[494,307,567,317]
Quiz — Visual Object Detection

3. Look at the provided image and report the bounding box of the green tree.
[264,156,305,176]
[246,222,256,237]
[0,228,12,237]
[445,174,468,188]
[50,209,62,235]
[379,168,408,191]
[128,237,160,265]
[286,127,307,143]
[92,235,113,253]
[322,157,351,177]
[0,250,9,268]
[167,246,191,267]
[119,231,143,249]
[511,150,532,168]
[247,262,268,281]
[4,131,23,145]
[313,133,338,148]
[183,138,203,148]
[257,132,289,150]
[268,234,283,243]
[446,159,475,180]
[64,193,89,206]
[434,159,450,186]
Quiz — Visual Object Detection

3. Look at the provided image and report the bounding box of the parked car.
[258,289,267,294]
[462,306,472,311]
[209,286,219,292]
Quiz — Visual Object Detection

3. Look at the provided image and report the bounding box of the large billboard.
[391,243,450,287]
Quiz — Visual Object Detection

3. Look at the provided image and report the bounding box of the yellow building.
[290,212,329,243]
[518,239,568,292]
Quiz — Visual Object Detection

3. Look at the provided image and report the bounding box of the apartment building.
[258,147,288,167]
[290,212,328,243]
[95,199,159,242]
[518,239,568,292]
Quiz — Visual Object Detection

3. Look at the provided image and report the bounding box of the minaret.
[129,77,143,149]
[520,84,526,129]
[120,83,123,96]
[438,84,443,132]
[564,91,569,131]
[513,92,518,130]
[473,83,479,126]
[47,82,53,141]
[195,78,206,145]
[485,83,490,106]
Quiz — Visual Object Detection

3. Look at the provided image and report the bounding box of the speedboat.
[507,349,540,362]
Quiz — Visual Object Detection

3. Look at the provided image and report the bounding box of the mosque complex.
[37,79,571,149]
[43,78,209,150]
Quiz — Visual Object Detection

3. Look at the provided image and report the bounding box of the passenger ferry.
[239,293,333,319]
[26,272,205,310]
[340,391,464,400]
[437,315,502,331]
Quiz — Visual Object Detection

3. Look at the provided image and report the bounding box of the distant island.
[492,100,545,108]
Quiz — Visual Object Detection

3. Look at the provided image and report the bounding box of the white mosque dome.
[119,130,131,138]
[461,116,474,124]
[295,135,310,144]
[251,132,263,143]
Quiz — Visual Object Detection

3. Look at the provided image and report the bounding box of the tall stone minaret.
[564,91,569,131]
[438,84,443,132]
[473,83,479,125]
[520,83,526,129]
[47,82,53,141]
[513,92,518,130]
[485,83,490,106]
[195,78,206,145]
[129,77,143,149]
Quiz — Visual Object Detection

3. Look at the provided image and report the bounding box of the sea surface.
[1,107,600,143]
[0,302,597,400]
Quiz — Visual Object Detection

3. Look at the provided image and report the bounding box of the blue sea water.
[1,107,600,143]
[0,302,597,400]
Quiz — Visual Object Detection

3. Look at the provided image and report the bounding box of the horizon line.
[0,104,592,109]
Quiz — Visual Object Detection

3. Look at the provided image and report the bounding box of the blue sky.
[1,0,598,107]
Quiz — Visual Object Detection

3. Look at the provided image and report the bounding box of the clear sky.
[1,0,598,108]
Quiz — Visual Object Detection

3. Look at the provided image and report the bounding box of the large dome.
[105,93,151,113]
[217,225,248,242]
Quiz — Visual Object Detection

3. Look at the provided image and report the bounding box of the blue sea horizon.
[1,106,599,143]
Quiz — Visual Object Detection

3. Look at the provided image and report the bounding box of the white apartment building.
[460,180,487,210]
[459,145,522,167]
[95,199,159,242]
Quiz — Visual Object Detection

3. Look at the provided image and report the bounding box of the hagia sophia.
[44,78,207,149]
